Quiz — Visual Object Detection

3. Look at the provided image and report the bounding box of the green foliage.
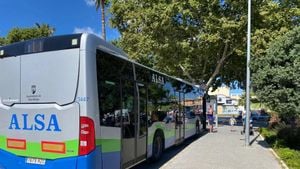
[94,0,110,9]
[260,127,277,145]
[0,37,6,46]
[251,0,300,58]
[276,148,300,169]
[252,27,300,120]
[109,0,299,90]
[277,127,300,150]
[261,127,300,168]
[6,24,55,44]
[238,92,265,109]
[261,125,300,150]
[110,0,247,88]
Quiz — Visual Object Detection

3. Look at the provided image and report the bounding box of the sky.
[0,0,120,41]
[0,0,243,94]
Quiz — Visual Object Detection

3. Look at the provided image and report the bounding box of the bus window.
[97,51,122,127]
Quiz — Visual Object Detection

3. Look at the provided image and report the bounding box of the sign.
[151,73,165,85]
[222,106,239,114]
[8,114,61,132]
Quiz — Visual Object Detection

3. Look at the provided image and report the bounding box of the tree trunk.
[205,42,229,91]
[101,0,106,40]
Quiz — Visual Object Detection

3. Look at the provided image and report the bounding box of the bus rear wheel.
[151,132,163,161]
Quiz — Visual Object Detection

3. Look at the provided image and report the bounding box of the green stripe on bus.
[96,139,121,153]
[147,124,176,145]
[147,123,196,145]
[0,135,78,159]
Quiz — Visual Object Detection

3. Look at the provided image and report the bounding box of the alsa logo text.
[8,114,61,132]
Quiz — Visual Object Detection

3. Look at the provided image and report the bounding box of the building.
[208,86,243,115]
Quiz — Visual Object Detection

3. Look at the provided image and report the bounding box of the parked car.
[251,110,270,121]
[251,111,260,120]
[258,113,270,121]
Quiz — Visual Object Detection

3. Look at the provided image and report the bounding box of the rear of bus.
[0,34,98,169]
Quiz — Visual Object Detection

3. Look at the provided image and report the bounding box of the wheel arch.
[153,128,165,150]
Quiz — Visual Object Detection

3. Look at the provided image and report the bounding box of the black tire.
[151,132,163,161]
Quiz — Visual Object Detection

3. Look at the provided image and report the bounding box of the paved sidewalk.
[161,126,282,169]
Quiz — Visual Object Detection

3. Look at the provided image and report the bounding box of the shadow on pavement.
[133,119,269,169]
[256,140,270,149]
[131,132,208,169]
[249,134,261,146]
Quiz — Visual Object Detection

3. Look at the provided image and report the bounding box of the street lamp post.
[245,0,251,146]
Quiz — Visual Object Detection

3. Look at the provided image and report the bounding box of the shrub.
[277,126,300,150]
[260,128,277,145]
[276,148,300,169]
[268,113,280,129]
[260,127,300,169]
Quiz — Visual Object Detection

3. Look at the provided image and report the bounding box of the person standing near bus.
[195,106,201,134]
[207,105,214,133]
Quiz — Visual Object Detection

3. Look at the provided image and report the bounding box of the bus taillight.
[79,117,95,155]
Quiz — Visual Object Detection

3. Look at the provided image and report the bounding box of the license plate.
[26,158,46,165]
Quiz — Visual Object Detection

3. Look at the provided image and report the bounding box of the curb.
[259,135,289,169]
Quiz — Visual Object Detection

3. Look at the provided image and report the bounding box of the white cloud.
[74,27,95,34]
[84,0,95,6]
[73,27,102,38]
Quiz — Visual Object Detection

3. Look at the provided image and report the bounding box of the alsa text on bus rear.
[8,114,62,132]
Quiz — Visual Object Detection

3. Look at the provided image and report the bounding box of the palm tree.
[95,0,107,40]
[35,23,55,36]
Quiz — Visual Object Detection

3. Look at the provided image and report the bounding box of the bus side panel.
[101,151,121,169]
[97,127,121,169]
[76,147,102,169]
[184,118,197,139]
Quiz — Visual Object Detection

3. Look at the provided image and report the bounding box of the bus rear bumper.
[0,147,102,169]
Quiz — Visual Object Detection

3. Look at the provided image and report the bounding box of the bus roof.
[0,34,82,58]
[0,33,128,59]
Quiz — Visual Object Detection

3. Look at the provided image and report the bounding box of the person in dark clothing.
[207,105,214,133]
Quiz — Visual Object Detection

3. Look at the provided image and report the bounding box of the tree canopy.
[110,0,299,91]
[0,23,55,45]
[252,26,300,119]
[0,37,6,46]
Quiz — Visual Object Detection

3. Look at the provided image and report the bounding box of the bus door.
[121,80,136,167]
[136,83,147,161]
[175,92,185,143]
[121,81,147,168]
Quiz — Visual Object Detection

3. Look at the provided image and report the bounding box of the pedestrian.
[194,106,200,134]
[229,115,236,131]
[241,111,246,134]
[207,105,214,133]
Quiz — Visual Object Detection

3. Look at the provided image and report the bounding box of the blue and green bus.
[0,33,203,169]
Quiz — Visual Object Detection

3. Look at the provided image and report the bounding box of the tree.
[0,37,6,46]
[109,0,299,91]
[95,0,109,40]
[252,26,300,123]
[6,23,55,44]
